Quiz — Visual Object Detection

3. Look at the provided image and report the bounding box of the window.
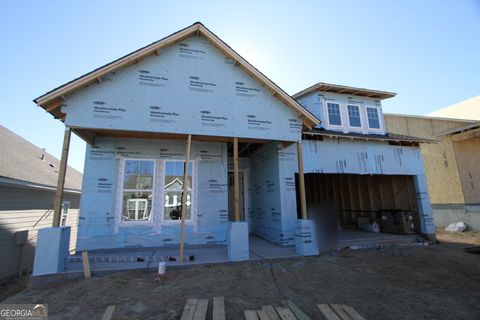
[366,107,381,129]
[327,102,342,126]
[164,161,193,221]
[347,105,361,127]
[122,159,154,222]
[60,201,70,226]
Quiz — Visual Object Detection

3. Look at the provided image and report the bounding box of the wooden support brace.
[82,251,91,279]
[179,134,192,263]
[53,127,71,227]
[297,142,308,219]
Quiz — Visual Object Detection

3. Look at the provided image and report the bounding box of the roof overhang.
[293,82,396,100]
[34,22,320,128]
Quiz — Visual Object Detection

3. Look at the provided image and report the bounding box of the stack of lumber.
[180,297,225,320]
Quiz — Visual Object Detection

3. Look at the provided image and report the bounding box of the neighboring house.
[386,97,480,230]
[32,23,435,270]
[0,125,82,281]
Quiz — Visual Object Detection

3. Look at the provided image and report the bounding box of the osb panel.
[385,115,466,204]
[452,138,480,204]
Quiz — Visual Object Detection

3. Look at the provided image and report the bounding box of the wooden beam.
[81,251,91,279]
[179,134,192,262]
[212,297,225,320]
[53,127,71,227]
[45,98,63,112]
[233,137,240,221]
[297,142,308,219]
[101,306,115,320]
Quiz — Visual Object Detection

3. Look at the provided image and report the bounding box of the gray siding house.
[0,125,82,281]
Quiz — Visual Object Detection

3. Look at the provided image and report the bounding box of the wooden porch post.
[233,137,240,222]
[53,127,72,227]
[179,134,192,262]
[297,142,308,220]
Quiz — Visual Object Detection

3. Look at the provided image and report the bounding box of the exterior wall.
[62,35,303,142]
[77,137,229,251]
[385,114,480,230]
[0,185,79,282]
[279,138,435,234]
[385,114,468,205]
[297,91,386,135]
[452,138,480,204]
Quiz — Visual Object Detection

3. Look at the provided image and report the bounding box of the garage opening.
[297,173,421,248]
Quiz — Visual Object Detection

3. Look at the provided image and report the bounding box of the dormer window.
[327,102,342,126]
[347,105,361,127]
[366,107,381,129]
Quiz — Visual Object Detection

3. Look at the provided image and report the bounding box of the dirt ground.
[2,232,480,320]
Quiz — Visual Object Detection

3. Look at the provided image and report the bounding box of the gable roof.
[0,125,82,192]
[293,82,396,100]
[427,95,480,121]
[34,22,319,128]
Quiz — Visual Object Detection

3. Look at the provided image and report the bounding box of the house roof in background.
[293,82,397,100]
[0,125,82,192]
[33,22,319,128]
[427,95,480,121]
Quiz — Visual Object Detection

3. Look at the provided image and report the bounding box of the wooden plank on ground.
[317,304,342,320]
[275,306,297,320]
[180,299,198,320]
[193,299,208,320]
[257,310,270,320]
[81,251,91,279]
[285,300,311,320]
[212,297,225,320]
[101,305,115,320]
[329,304,353,320]
[341,305,367,320]
[262,305,281,320]
[245,310,259,320]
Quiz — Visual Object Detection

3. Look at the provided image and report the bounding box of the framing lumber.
[330,304,352,320]
[212,297,225,320]
[244,310,259,320]
[316,304,342,320]
[297,142,308,219]
[285,300,311,320]
[256,310,269,320]
[181,299,199,320]
[234,137,240,221]
[341,305,367,320]
[179,134,192,262]
[193,299,209,320]
[261,306,280,320]
[101,305,116,320]
[81,251,91,279]
[275,307,296,320]
[52,127,71,227]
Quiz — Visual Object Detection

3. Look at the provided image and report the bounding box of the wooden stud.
[297,142,308,220]
[275,307,297,320]
[244,310,259,320]
[316,304,341,320]
[256,310,270,320]
[81,251,91,279]
[53,127,71,227]
[341,305,367,320]
[285,300,311,320]
[101,305,116,320]
[179,134,192,262]
[181,299,198,320]
[193,299,208,320]
[233,137,240,221]
[261,306,280,320]
[329,304,352,320]
[212,297,225,320]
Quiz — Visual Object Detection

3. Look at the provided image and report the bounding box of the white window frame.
[160,160,195,225]
[346,104,363,128]
[365,106,383,132]
[118,158,156,226]
[325,101,343,127]
[60,201,70,227]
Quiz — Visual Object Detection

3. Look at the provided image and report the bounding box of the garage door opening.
[296,173,421,248]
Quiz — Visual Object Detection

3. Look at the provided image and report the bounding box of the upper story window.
[366,107,381,129]
[122,159,154,222]
[347,105,361,127]
[327,102,342,126]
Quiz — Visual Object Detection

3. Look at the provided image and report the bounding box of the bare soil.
[2,233,480,320]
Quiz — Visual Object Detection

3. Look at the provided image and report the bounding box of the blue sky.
[1,0,479,172]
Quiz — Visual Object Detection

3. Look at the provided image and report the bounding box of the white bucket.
[158,262,166,274]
